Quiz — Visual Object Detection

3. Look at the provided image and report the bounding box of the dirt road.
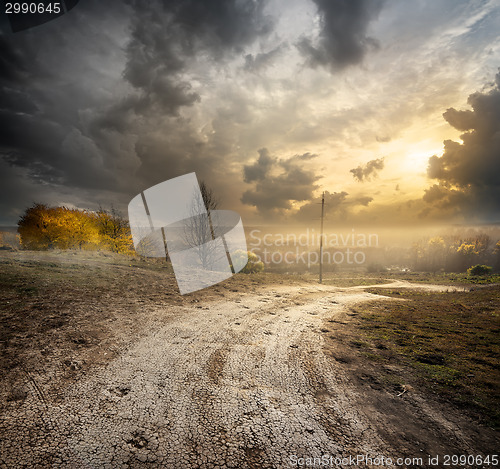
[0,280,497,468]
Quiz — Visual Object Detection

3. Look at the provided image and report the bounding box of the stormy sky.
[0,0,499,227]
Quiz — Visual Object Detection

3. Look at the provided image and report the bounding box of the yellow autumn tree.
[455,235,490,271]
[18,203,130,252]
[95,208,133,254]
[18,204,63,250]
[57,207,101,250]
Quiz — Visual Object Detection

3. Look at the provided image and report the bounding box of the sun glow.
[405,149,438,170]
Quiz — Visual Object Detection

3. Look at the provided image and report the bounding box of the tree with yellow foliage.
[18,203,132,253]
[18,204,62,250]
[95,207,133,254]
[455,234,490,271]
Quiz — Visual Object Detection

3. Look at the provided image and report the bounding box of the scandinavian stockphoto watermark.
[249,229,379,268]
[128,173,248,295]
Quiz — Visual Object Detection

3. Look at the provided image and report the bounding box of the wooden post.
[319,191,325,284]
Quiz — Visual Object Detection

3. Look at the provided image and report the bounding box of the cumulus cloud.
[294,190,373,222]
[297,0,383,70]
[422,70,500,222]
[241,149,320,215]
[243,148,274,182]
[350,157,385,182]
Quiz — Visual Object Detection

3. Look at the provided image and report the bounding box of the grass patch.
[354,286,500,427]
[386,271,500,285]
[305,271,500,287]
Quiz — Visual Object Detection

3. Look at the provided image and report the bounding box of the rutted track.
[0,283,495,468]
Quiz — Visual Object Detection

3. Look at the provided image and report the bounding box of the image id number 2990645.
[443,454,498,466]
[5,3,61,14]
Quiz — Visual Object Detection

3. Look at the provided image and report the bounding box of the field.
[0,250,498,468]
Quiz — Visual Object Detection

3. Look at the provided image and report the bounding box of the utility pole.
[319,191,325,284]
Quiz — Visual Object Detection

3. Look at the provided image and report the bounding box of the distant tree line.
[411,234,500,273]
[17,203,133,254]
[0,231,20,250]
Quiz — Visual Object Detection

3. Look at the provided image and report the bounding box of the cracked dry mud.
[0,282,497,468]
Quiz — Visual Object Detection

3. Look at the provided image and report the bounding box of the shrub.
[467,264,492,276]
[232,250,264,274]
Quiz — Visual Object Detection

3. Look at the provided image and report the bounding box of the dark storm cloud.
[0,0,272,223]
[350,157,384,182]
[297,0,383,70]
[114,0,272,119]
[422,70,500,222]
[243,148,274,182]
[0,34,36,83]
[241,149,320,214]
[148,0,272,54]
[89,0,273,138]
[0,1,133,192]
[89,0,273,190]
[244,44,285,72]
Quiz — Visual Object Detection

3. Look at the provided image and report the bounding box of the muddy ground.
[0,251,498,468]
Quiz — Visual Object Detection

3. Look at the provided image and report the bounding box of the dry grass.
[354,286,500,427]
[383,271,500,285]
